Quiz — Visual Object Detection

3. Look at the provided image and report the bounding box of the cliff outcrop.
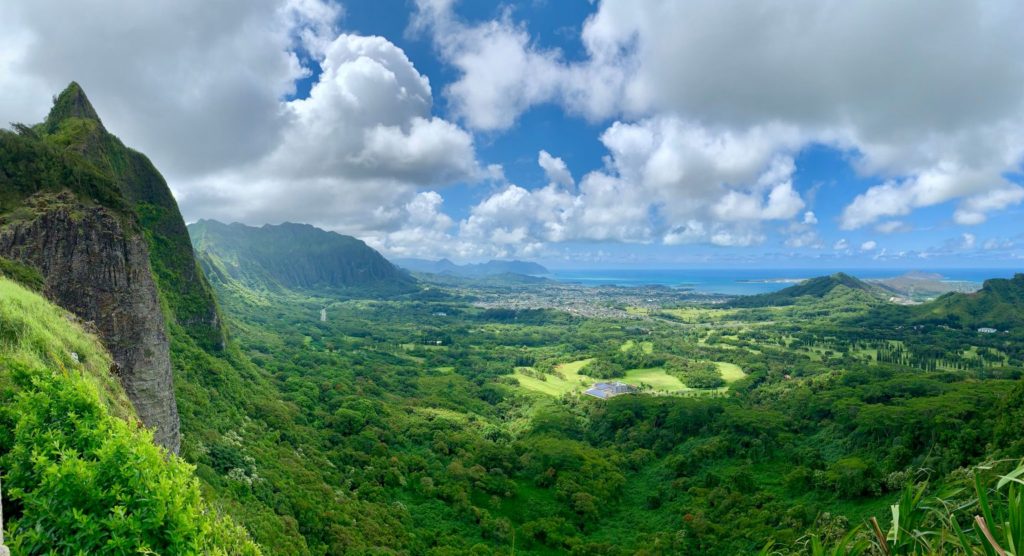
[0,82,220,453]
[0,192,180,451]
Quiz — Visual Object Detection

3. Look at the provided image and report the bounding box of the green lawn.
[660,307,738,323]
[621,367,685,391]
[716,361,746,383]
[620,340,654,353]
[510,359,595,396]
[510,358,743,397]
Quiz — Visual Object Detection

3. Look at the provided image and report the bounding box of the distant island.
[868,271,979,302]
[736,278,807,284]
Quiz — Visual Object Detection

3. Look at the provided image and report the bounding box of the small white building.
[978,327,998,334]
[584,381,634,400]
[320,308,327,322]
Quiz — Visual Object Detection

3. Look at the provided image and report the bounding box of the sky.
[2,0,1024,268]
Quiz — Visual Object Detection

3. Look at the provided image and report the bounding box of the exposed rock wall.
[0,193,180,453]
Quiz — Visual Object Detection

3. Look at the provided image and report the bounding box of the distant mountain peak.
[188,219,415,293]
[726,272,877,308]
[45,81,104,131]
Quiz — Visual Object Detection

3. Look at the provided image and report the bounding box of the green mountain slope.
[0,83,222,450]
[725,272,880,308]
[914,273,1024,330]
[189,219,415,294]
[0,277,259,554]
[41,82,225,351]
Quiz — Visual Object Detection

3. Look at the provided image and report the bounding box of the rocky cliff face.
[44,82,225,352]
[0,192,180,452]
[0,82,216,453]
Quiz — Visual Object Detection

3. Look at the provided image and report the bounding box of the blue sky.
[319,1,1024,267]
[4,0,1024,268]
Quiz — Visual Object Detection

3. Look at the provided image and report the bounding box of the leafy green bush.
[0,257,43,291]
[578,358,625,379]
[768,462,1024,556]
[0,277,260,555]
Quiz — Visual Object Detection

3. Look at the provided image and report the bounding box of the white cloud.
[176,33,481,251]
[0,0,343,175]
[952,186,1024,225]
[860,240,877,251]
[0,1,486,258]
[418,0,1024,232]
[410,1,568,130]
[458,116,809,250]
[841,166,1013,229]
[6,0,1024,259]
[538,150,574,187]
[983,238,1014,250]
[781,217,822,249]
[833,238,849,250]
[960,233,976,249]
[875,220,911,234]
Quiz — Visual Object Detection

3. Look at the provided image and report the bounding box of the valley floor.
[174,276,1024,554]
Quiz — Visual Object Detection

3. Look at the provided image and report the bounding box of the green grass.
[0,276,261,555]
[0,277,133,419]
[620,339,654,353]
[621,367,686,391]
[716,361,746,383]
[0,256,44,291]
[660,307,737,323]
[510,359,595,396]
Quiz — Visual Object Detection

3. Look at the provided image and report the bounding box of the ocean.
[547,268,1021,296]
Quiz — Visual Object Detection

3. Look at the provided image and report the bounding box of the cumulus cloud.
[952,186,1024,225]
[178,33,480,246]
[960,233,976,249]
[538,150,574,187]
[0,0,485,258]
[458,116,810,251]
[860,240,877,251]
[875,220,911,234]
[782,215,822,249]
[6,0,1024,259]
[0,0,339,175]
[417,0,1024,232]
[833,239,849,250]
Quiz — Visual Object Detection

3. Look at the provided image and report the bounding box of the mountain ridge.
[189,219,415,294]
[913,273,1024,330]
[725,272,879,307]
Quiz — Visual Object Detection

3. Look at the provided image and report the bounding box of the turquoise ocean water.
[547,268,1021,296]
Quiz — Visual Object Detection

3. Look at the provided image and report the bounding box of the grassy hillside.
[914,273,1024,330]
[726,273,880,308]
[0,277,258,554]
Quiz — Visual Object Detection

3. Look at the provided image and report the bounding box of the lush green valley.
[174,227,1024,554]
[1,83,1023,556]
